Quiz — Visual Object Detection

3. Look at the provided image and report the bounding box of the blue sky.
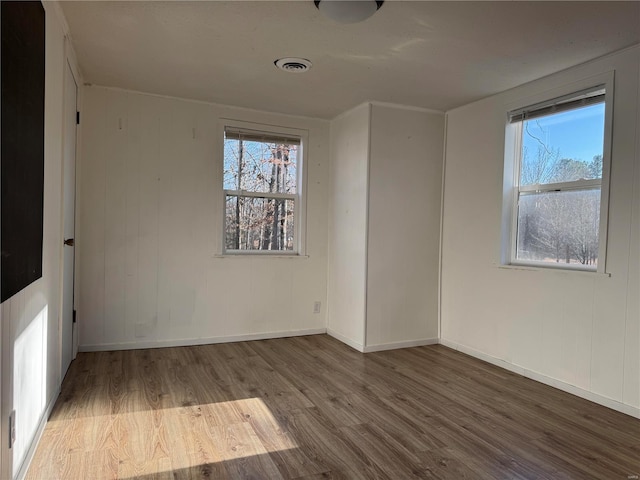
[523,103,605,163]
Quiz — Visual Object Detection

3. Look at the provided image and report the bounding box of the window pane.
[520,103,604,186]
[225,195,295,251]
[223,138,297,194]
[516,189,600,268]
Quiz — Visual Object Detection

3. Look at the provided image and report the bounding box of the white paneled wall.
[624,63,640,407]
[77,87,330,350]
[366,105,443,349]
[326,104,370,349]
[327,103,444,352]
[441,46,640,416]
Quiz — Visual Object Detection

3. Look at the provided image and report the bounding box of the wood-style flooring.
[26,335,640,479]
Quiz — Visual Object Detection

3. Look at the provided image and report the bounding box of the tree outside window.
[508,87,609,270]
[223,127,301,253]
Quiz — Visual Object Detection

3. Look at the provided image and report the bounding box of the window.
[223,124,304,254]
[505,84,612,271]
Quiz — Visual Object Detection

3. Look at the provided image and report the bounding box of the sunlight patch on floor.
[41,396,297,476]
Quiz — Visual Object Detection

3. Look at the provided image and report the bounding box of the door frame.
[59,37,82,383]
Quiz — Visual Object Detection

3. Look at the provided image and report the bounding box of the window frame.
[219,120,308,256]
[502,72,614,273]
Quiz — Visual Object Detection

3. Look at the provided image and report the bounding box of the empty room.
[1,1,639,479]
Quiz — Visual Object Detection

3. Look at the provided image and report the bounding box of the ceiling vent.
[274,57,312,73]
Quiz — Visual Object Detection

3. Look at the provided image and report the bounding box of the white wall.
[326,104,370,350]
[327,103,444,352]
[77,87,330,351]
[366,104,443,349]
[441,46,640,416]
[1,4,68,478]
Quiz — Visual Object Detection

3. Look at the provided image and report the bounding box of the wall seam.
[438,113,449,341]
[363,103,372,349]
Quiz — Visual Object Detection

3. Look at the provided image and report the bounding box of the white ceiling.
[60,1,640,119]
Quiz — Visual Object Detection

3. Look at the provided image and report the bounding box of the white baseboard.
[439,338,527,375]
[15,386,61,480]
[326,329,365,352]
[326,330,438,353]
[79,328,327,352]
[363,337,439,353]
[440,338,640,419]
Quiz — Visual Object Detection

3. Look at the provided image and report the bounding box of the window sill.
[214,254,310,259]
[497,263,611,278]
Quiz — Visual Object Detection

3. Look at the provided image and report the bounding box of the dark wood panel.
[27,335,640,479]
[1,0,46,302]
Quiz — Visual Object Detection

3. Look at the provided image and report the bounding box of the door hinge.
[73,309,77,324]
[76,111,80,125]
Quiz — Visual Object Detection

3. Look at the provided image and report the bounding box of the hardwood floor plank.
[212,423,285,479]
[345,391,446,454]
[417,414,533,480]
[298,391,363,428]
[285,410,389,480]
[267,446,332,480]
[417,448,488,480]
[162,406,229,479]
[338,422,431,479]
[532,431,640,479]
[26,335,640,479]
[82,449,119,480]
[294,471,352,480]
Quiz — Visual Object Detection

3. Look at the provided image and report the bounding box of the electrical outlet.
[9,410,16,449]
[313,301,321,314]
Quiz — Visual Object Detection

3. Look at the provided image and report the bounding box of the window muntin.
[509,86,608,270]
[223,126,301,253]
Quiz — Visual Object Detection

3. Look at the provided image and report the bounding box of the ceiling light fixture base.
[314,0,384,24]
